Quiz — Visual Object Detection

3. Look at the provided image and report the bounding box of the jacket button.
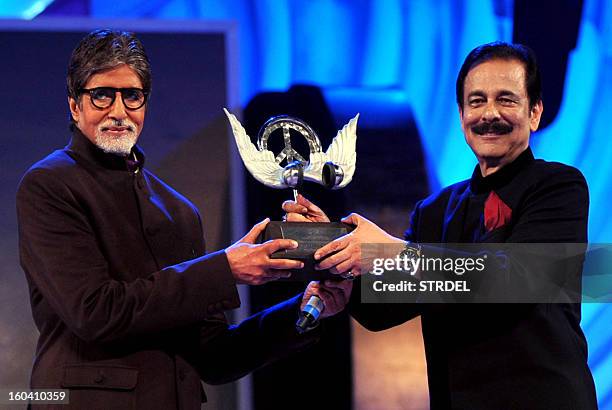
[94,371,106,384]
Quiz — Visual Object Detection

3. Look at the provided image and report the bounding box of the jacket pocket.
[61,364,138,409]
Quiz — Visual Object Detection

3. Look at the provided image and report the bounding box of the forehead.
[85,64,142,88]
[464,58,527,95]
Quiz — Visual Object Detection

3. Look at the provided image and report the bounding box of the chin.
[470,142,508,159]
[95,132,138,155]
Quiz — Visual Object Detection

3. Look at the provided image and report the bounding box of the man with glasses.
[16,29,350,409]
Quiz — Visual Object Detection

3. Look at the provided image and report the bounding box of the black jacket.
[17,130,318,409]
[350,148,597,409]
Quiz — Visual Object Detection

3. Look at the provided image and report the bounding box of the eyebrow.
[467,90,520,99]
[467,91,487,99]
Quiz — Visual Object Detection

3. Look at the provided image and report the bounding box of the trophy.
[224,108,359,280]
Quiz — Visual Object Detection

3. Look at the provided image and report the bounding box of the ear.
[529,100,543,132]
[68,97,80,124]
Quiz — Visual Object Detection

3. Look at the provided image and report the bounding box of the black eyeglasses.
[79,87,148,110]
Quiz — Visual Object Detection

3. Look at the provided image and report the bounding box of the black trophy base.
[258,221,355,281]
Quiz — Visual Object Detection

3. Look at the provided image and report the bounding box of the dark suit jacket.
[350,148,598,409]
[16,130,318,409]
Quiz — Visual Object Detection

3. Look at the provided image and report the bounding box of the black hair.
[456,41,541,110]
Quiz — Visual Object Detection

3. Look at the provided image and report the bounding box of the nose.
[108,91,128,119]
[482,101,501,122]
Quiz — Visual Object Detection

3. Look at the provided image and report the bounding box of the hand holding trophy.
[223,108,359,281]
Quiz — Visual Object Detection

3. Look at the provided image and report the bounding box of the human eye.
[498,96,517,106]
[123,88,143,102]
[468,97,485,107]
[91,88,114,101]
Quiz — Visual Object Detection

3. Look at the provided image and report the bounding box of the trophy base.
[258,221,355,281]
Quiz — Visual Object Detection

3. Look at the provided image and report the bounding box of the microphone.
[296,295,324,333]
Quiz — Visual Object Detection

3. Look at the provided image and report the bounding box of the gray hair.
[67,29,152,103]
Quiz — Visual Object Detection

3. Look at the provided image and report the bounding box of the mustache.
[471,121,513,135]
[99,119,136,132]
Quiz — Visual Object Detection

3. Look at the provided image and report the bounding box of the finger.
[331,258,359,276]
[242,218,270,243]
[282,200,308,214]
[305,280,321,295]
[281,199,296,211]
[317,286,341,312]
[314,236,348,261]
[323,280,353,300]
[298,195,328,218]
[340,213,361,226]
[264,238,299,254]
[267,258,304,270]
[296,193,315,208]
[302,281,321,309]
[314,235,351,261]
[316,248,352,270]
[286,213,311,222]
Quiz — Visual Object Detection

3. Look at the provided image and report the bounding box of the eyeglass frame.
[78,87,149,110]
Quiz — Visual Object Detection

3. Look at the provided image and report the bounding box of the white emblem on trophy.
[223,108,358,199]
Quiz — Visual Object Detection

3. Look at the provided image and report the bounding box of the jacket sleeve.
[348,201,424,331]
[17,168,240,344]
[179,294,320,385]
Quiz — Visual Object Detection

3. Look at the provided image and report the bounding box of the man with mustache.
[16,29,350,409]
[290,42,597,409]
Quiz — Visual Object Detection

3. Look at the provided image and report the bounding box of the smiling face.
[459,58,543,176]
[69,64,146,155]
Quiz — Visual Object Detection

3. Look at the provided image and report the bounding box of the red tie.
[484,191,512,232]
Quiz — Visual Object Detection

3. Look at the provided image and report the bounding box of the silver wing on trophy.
[223,108,358,190]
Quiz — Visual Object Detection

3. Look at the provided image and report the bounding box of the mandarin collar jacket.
[17,128,318,409]
[349,147,597,410]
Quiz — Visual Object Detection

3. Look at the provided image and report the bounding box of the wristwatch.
[399,241,422,261]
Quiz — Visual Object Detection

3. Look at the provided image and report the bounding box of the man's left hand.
[314,213,404,277]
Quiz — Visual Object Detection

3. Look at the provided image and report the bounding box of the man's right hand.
[282,194,330,223]
[301,280,353,319]
[225,218,304,285]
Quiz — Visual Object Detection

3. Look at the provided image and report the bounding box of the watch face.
[400,245,421,260]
